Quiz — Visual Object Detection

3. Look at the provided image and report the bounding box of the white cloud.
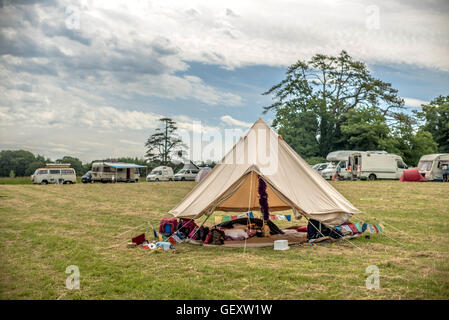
[220,115,252,128]
[112,0,448,71]
[1,0,448,162]
[403,97,429,108]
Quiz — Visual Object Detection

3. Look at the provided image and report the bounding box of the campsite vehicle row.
[317,150,449,181]
[30,151,448,185]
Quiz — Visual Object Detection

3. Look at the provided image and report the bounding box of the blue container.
[164,224,172,234]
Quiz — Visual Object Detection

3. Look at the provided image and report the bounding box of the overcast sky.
[1,0,448,162]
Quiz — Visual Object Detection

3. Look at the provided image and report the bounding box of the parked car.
[146,166,174,181]
[320,162,339,180]
[31,164,76,184]
[321,150,361,180]
[173,168,199,181]
[312,163,330,172]
[81,170,92,183]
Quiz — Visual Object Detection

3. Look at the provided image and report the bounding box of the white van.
[146,166,174,182]
[417,153,449,181]
[31,164,76,184]
[173,168,199,181]
[348,151,407,180]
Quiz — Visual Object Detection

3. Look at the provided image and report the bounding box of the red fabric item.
[341,222,360,234]
[400,168,426,182]
[132,233,146,245]
[159,218,178,233]
[296,226,307,232]
[269,215,276,220]
[167,237,176,245]
[203,234,212,244]
[231,216,237,220]
[372,225,379,233]
[178,219,198,236]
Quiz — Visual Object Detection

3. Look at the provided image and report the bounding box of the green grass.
[0,177,32,184]
[0,181,448,299]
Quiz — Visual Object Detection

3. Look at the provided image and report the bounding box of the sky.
[0,0,448,163]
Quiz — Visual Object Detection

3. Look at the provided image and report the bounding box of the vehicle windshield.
[318,164,327,171]
[151,170,162,175]
[176,169,186,174]
[418,161,433,171]
[327,162,339,169]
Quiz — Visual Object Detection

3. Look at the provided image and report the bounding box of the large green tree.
[390,113,437,166]
[341,106,394,151]
[263,51,404,158]
[0,150,44,177]
[417,95,449,153]
[145,118,185,165]
[56,156,84,176]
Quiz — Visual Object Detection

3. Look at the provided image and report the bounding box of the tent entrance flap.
[215,171,291,212]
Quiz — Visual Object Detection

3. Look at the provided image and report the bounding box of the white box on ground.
[274,240,289,250]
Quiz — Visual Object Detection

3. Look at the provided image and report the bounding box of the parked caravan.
[91,162,146,183]
[31,163,76,184]
[320,150,360,180]
[146,166,174,182]
[417,153,449,181]
[348,152,407,180]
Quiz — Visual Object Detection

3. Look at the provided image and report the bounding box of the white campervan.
[146,166,174,182]
[348,151,407,180]
[417,153,449,181]
[31,164,76,184]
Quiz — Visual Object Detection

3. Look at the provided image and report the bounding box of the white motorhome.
[91,162,145,183]
[321,150,360,180]
[31,164,76,184]
[146,166,174,182]
[348,151,407,180]
[417,153,449,181]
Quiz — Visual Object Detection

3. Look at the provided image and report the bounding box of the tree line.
[2,51,447,176]
[264,51,448,166]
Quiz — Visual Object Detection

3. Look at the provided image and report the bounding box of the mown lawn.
[0,181,448,299]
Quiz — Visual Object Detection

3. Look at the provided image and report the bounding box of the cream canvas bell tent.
[169,118,360,226]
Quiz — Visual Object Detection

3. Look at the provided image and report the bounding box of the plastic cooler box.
[274,240,289,250]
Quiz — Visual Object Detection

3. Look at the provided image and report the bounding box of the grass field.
[0,181,448,299]
[0,177,32,185]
